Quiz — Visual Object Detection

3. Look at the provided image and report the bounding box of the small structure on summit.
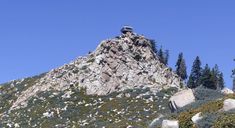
[121,25,133,34]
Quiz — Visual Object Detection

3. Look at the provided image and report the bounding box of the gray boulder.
[223,99,235,111]
[169,89,195,111]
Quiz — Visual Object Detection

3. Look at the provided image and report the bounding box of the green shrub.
[197,113,219,128]
[213,113,235,128]
[194,86,224,101]
[177,100,223,128]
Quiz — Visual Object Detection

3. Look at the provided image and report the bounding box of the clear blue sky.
[0,1,235,88]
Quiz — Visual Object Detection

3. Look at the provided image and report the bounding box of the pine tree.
[218,73,225,89]
[187,56,202,88]
[211,65,219,89]
[164,50,169,65]
[197,64,225,90]
[211,64,224,90]
[176,53,187,81]
[233,79,235,92]
[187,75,194,88]
[158,46,169,65]
[150,39,157,54]
[201,64,216,89]
[232,59,235,91]
[158,47,165,64]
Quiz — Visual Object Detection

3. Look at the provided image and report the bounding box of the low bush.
[193,86,224,101]
[177,100,223,128]
[197,113,219,128]
[213,113,235,128]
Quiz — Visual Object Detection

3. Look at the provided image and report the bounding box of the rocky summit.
[1,28,235,128]
[10,30,182,110]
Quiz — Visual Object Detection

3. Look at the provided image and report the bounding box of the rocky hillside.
[9,31,183,111]
[1,28,235,128]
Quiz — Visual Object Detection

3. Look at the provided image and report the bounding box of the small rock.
[43,111,54,118]
[125,93,131,98]
[127,125,134,128]
[149,114,164,128]
[95,55,104,64]
[162,120,179,128]
[191,112,203,124]
[14,123,20,128]
[7,123,12,127]
[61,91,73,99]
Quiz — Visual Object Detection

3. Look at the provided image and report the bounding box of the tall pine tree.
[211,64,224,90]
[158,47,169,65]
[218,73,225,89]
[211,65,219,85]
[233,79,235,92]
[200,64,216,89]
[164,50,169,65]
[232,59,235,91]
[158,47,164,64]
[187,56,202,88]
[150,39,157,54]
[176,53,187,81]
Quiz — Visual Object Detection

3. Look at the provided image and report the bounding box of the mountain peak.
[10,30,183,110]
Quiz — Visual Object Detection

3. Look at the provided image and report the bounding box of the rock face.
[162,120,179,128]
[169,89,195,111]
[11,31,183,110]
[223,99,235,111]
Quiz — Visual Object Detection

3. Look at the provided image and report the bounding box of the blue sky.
[0,1,235,88]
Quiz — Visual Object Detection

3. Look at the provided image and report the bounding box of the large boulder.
[221,87,234,95]
[169,89,195,111]
[223,99,235,111]
[162,120,179,128]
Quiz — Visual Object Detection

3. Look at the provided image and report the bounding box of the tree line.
[158,48,169,66]
[186,56,225,90]
[150,40,169,66]
[150,40,225,90]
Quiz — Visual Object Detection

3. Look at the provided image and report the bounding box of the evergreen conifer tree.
[164,50,169,65]
[176,53,187,81]
[187,56,202,88]
[232,59,235,91]
[211,64,224,90]
[218,73,225,89]
[158,46,169,65]
[150,39,157,54]
[158,47,165,64]
[233,79,235,92]
[201,64,216,89]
